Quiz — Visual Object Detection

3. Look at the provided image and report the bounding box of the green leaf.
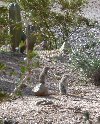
[0,62,6,70]
[20,66,26,73]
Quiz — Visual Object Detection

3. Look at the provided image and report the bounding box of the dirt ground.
[81,0,100,23]
[0,52,100,124]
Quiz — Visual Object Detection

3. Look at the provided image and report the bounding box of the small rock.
[36,100,53,105]
[3,118,19,124]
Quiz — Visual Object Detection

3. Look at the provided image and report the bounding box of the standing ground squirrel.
[59,74,69,95]
[39,66,50,84]
[32,66,50,96]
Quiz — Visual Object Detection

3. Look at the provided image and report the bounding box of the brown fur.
[59,74,69,95]
[39,67,50,84]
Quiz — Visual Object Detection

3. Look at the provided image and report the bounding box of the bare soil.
[0,52,100,124]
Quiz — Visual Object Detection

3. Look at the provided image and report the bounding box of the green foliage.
[0,62,6,71]
[20,66,27,74]
[0,32,11,47]
[18,50,40,84]
[27,50,39,59]
[5,0,87,49]
[0,6,11,46]
[0,119,3,124]
[25,50,40,70]
[14,90,22,96]
[72,51,100,77]
[19,40,25,48]
[0,91,11,102]
[1,0,87,51]
[12,50,40,97]
[0,6,8,25]
[59,0,86,11]
[71,39,100,85]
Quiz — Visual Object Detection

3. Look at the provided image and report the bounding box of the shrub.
[0,91,11,102]
[71,39,100,86]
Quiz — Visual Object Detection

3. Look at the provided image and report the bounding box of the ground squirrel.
[59,74,69,95]
[32,66,50,96]
[39,66,50,84]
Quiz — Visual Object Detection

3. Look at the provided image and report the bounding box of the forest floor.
[0,52,100,124]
